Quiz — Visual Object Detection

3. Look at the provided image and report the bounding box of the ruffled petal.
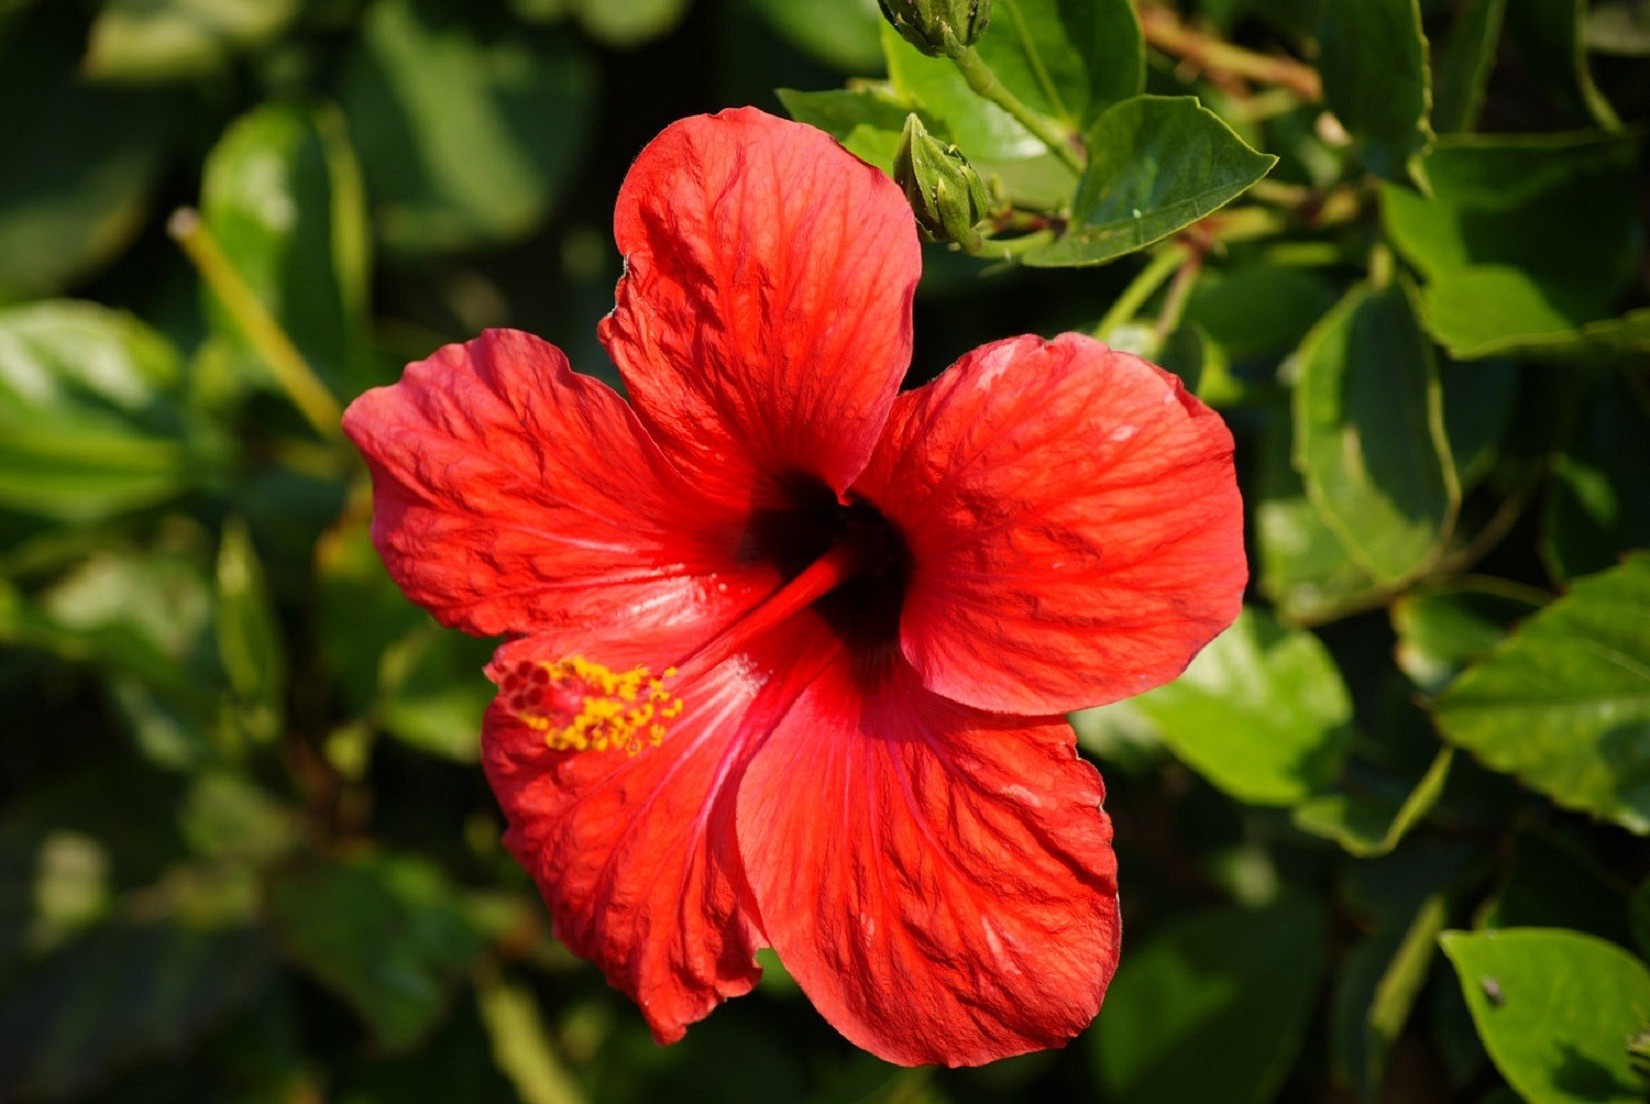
[481,633,766,1042]
[342,328,772,641]
[599,108,920,505]
[735,627,1120,1067]
[854,333,1245,715]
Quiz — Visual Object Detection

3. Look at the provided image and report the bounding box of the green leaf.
[1183,260,1343,361]
[84,0,301,83]
[0,922,274,1100]
[1292,280,1458,585]
[974,0,1143,131]
[1588,0,1650,54]
[1544,373,1650,581]
[1505,0,1621,128]
[881,22,1051,163]
[342,0,598,255]
[0,9,177,297]
[201,101,375,401]
[267,854,487,1051]
[1392,578,1547,695]
[377,623,494,762]
[776,86,928,174]
[1434,555,1650,834]
[1333,893,1450,1097]
[1441,358,1519,492]
[1381,132,1641,360]
[1632,878,1650,960]
[1316,0,1433,188]
[1252,409,1391,626]
[215,518,285,740]
[1441,928,1650,1104]
[1130,606,1353,806]
[1293,747,1455,858]
[1433,0,1508,133]
[746,0,885,71]
[1093,897,1328,1104]
[0,301,199,521]
[1023,95,1275,267]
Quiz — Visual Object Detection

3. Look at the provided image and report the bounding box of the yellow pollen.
[498,655,682,756]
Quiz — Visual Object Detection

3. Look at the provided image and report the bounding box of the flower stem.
[974,228,1059,260]
[169,208,344,440]
[950,47,1085,174]
[1094,246,1188,340]
[1154,249,1205,342]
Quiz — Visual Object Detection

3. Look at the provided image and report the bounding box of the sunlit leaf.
[1023,95,1274,267]
[1441,928,1650,1104]
[1130,606,1353,806]
[84,0,301,83]
[975,0,1143,131]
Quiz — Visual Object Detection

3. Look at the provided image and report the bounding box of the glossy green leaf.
[267,854,486,1051]
[0,301,198,521]
[1544,373,1650,581]
[0,922,274,1100]
[1253,408,1390,626]
[1093,898,1328,1104]
[974,0,1143,131]
[1505,0,1621,128]
[1441,928,1650,1104]
[1333,893,1450,1097]
[1293,747,1455,858]
[1023,96,1275,267]
[1317,0,1433,188]
[1435,555,1650,834]
[1434,0,1508,132]
[747,0,885,71]
[1293,280,1458,585]
[1381,132,1640,359]
[215,518,284,739]
[84,0,301,83]
[1392,578,1547,695]
[0,9,176,296]
[201,101,375,400]
[776,85,930,174]
[342,0,598,255]
[1130,606,1352,805]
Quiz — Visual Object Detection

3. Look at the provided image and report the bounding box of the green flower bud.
[893,114,992,251]
[878,0,991,58]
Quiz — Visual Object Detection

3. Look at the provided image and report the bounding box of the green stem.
[1154,250,1204,341]
[973,228,1059,260]
[169,208,344,440]
[951,47,1084,174]
[1094,246,1187,340]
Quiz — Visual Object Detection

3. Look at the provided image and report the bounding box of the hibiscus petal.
[481,633,769,1042]
[736,638,1120,1067]
[342,328,772,641]
[855,333,1245,715]
[600,108,920,505]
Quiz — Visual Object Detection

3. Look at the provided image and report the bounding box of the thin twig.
[1137,4,1323,101]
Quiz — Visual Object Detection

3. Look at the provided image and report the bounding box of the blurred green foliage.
[2,0,1649,1101]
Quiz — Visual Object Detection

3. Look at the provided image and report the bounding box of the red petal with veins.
[600,107,921,506]
[736,622,1120,1067]
[481,632,767,1042]
[855,333,1246,715]
[342,329,773,642]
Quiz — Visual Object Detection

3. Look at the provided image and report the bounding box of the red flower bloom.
[342,107,1244,1067]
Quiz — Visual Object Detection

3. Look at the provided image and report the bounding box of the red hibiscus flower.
[342,107,1244,1067]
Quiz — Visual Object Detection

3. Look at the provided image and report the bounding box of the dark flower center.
[743,476,908,652]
